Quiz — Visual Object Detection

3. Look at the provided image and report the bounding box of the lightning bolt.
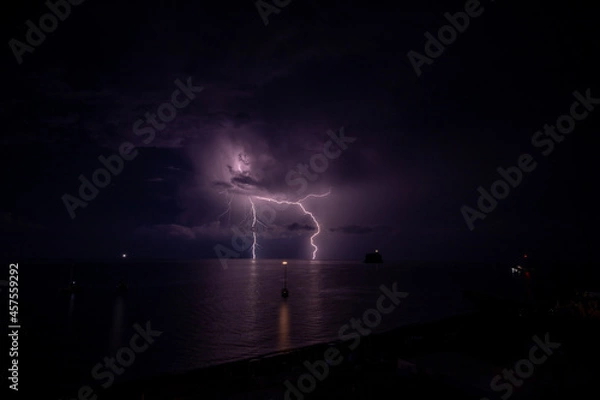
[217,191,234,225]
[253,189,331,260]
[248,197,258,259]
[222,152,331,260]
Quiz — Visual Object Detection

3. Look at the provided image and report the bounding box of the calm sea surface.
[12,259,525,394]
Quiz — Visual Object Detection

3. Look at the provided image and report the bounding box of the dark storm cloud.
[135,222,229,241]
[3,1,598,261]
[212,181,233,190]
[329,225,394,235]
[287,223,315,232]
[230,174,265,190]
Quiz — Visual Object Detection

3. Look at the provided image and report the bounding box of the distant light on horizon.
[122,253,127,258]
[282,261,288,265]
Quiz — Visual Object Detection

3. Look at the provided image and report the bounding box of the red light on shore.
[525,271,530,278]
[524,254,528,258]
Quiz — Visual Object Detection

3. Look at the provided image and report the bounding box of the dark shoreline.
[96,307,600,400]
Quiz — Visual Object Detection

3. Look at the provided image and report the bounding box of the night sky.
[2,0,599,263]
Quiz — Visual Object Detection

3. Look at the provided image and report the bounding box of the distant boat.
[281,261,289,298]
[364,249,383,263]
[511,253,533,278]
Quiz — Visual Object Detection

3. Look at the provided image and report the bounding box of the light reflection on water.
[110,294,125,351]
[278,300,290,351]
[25,259,512,388]
[67,293,75,333]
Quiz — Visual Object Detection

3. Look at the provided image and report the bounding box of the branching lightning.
[217,191,234,224]
[221,151,331,260]
[253,189,331,260]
